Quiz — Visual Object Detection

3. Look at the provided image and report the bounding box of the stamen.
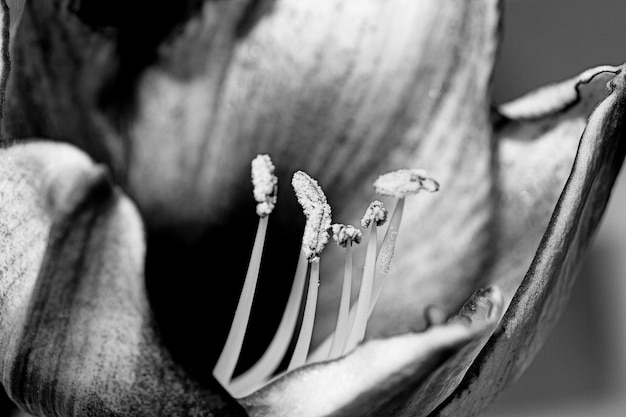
[288,171,332,370]
[213,155,278,386]
[292,171,332,262]
[369,169,439,313]
[306,168,441,363]
[328,224,362,359]
[217,162,440,395]
[344,202,388,353]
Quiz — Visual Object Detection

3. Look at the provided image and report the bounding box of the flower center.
[211,155,439,397]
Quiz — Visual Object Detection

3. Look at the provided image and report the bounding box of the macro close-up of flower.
[0,0,625,416]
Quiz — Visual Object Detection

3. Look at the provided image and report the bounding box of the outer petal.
[241,288,504,417]
[0,142,246,416]
[488,65,620,301]
[433,67,626,415]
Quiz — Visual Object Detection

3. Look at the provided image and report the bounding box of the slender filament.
[213,216,269,385]
[288,261,320,370]
[328,242,353,359]
[344,223,378,353]
[371,197,405,311]
[229,250,308,396]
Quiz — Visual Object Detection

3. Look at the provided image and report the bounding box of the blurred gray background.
[488,0,626,416]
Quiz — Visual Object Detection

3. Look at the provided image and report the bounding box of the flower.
[0,1,624,416]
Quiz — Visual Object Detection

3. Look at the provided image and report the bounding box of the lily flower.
[0,0,624,416]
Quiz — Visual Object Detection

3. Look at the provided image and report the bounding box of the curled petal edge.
[434,65,626,416]
[489,65,620,299]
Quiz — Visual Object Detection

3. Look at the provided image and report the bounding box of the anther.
[331,223,363,248]
[373,168,439,198]
[361,200,388,228]
[292,171,332,262]
[251,154,278,217]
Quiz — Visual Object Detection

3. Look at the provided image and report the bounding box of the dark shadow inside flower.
[145,168,308,380]
[70,0,204,32]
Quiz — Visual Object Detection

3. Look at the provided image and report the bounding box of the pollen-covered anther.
[331,224,363,248]
[361,200,388,228]
[251,154,278,217]
[374,168,440,198]
[292,171,332,262]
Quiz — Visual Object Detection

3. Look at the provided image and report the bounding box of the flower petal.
[487,65,620,302]
[3,0,499,225]
[433,66,626,416]
[241,287,504,417]
[0,142,245,416]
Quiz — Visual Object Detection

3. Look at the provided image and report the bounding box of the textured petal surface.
[0,142,245,416]
[433,66,626,416]
[241,288,503,417]
[127,0,500,232]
